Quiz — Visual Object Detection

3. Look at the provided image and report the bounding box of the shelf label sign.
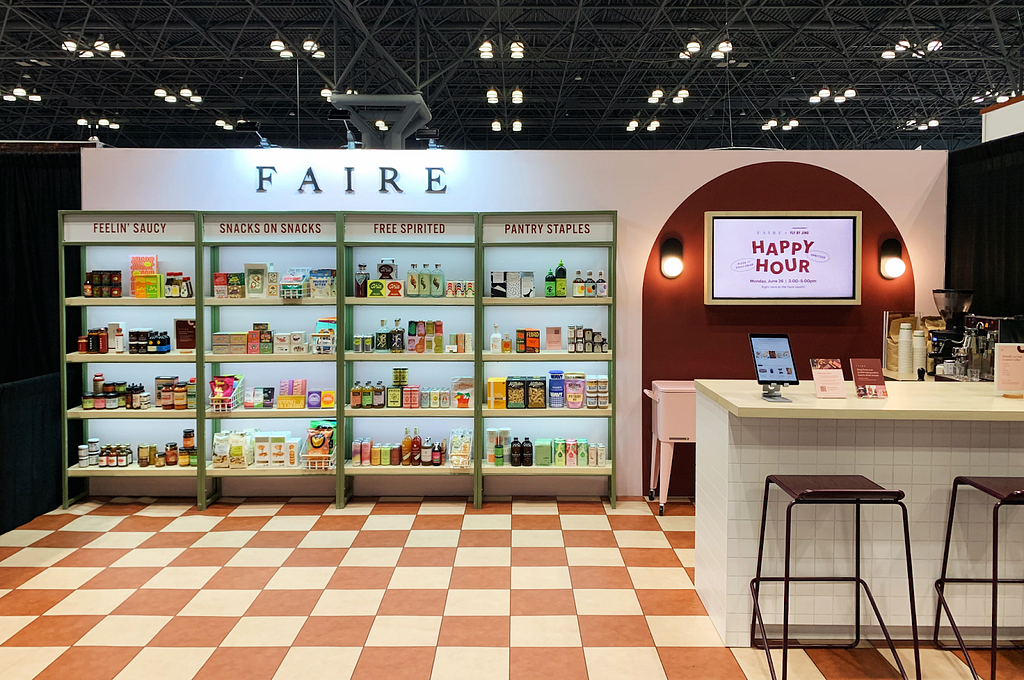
[202,214,336,242]
[482,214,614,243]
[345,214,475,243]
[63,213,195,242]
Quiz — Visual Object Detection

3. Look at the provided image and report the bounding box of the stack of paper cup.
[898,322,913,375]
[913,330,926,375]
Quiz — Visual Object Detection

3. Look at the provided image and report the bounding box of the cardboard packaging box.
[490,272,506,298]
[213,272,228,299]
[545,326,562,350]
[535,438,553,466]
[506,271,522,298]
[521,271,535,298]
[487,377,507,409]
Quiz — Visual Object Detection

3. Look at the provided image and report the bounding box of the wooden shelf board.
[204,297,337,306]
[208,408,337,419]
[482,351,612,362]
[346,408,472,418]
[345,352,473,361]
[68,464,197,477]
[482,463,612,476]
[482,408,613,418]
[345,465,472,476]
[67,407,197,419]
[66,296,197,307]
[67,351,197,364]
[483,297,611,306]
[344,297,474,306]
[204,353,335,363]
[206,467,334,477]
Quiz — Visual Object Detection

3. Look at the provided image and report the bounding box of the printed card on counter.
[995,344,1024,397]
[849,358,888,398]
[810,358,845,398]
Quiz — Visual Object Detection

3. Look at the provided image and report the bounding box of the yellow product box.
[211,332,231,346]
[321,390,336,408]
[276,394,306,409]
[211,345,230,355]
[228,332,248,345]
[487,377,507,409]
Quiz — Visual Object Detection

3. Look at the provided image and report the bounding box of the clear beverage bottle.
[555,260,567,297]
[410,427,421,466]
[361,383,373,408]
[349,382,362,409]
[354,264,369,297]
[431,264,445,297]
[375,319,390,353]
[390,319,405,353]
[502,333,512,354]
[373,381,385,408]
[510,437,522,467]
[595,270,608,297]
[572,270,586,297]
[419,265,431,300]
[522,437,534,466]
[490,324,501,353]
[406,264,420,297]
[401,427,412,465]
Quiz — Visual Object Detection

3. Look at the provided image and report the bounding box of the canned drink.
[430,388,440,408]
[351,336,363,353]
[464,281,475,297]
[363,335,374,352]
[371,445,381,466]
[446,281,456,297]
[455,281,465,297]
[418,389,430,409]
[597,443,607,466]
[361,439,372,466]
[554,438,566,466]
[393,367,409,386]
[565,439,577,466]
[350,440,361,467]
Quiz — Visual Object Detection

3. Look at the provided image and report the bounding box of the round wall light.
[660,237,683,278]
[880,238,906,279]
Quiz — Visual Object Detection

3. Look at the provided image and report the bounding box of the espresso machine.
[929,289,973,377]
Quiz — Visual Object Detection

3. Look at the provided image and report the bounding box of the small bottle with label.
[490,324,501,353]
[572,270,586,297]
[421,436,433,465]
[522,437,534,466]
[402,427,412,465]
[419,264,431,300]
[502,333,512,354]
[555,260,567,297]
[354,264,369,297]
[545,269,556,297]
[406,264,420,297]
[373,381,385,408]
[494,443,504,466]
[390,318,405,353]
[595,270,608,297]
[585,270,596,297]
[376,319,390,353]
[510,437,522,467]
[431,264,445,297]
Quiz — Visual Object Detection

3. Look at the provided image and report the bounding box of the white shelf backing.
[346,408,473,418]
[67,407,198,419]
[207,408,337,419]
[482,351,611,362]
[345,352,473,362]
[204,297,337,306]
[68,464,197,477]
[482,408,613,418]
[345,465,472,476]
[204,353,335,363]
[482,463,612,476]
[345,297,474,306]
[206,467,335,477]
[67,351,197,364]
[66,296,197,307]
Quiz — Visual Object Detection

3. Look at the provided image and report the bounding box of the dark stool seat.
[934,476,1024,680]
[751,474,920,680]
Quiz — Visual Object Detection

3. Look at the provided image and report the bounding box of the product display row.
[212,320,336,355]
[353,260,472,298]
[349,370,472,409]
[351,319,469,354]
[213,266,336,300]
[83,254,195,300]
[211,422,335,469]
[348,426,471,468]
[487,372,609,409]
[489,259,608,299]
[80,374,198,411]
[484,427,607,467]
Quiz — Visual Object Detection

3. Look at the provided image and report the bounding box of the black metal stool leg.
[900,501,922,680]
[782,501,794,680]
[991,502,1002,680]
[854,502,861,646]
[934,481,960,647]
[751,479,773,645]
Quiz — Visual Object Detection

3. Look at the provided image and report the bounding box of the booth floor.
[0,496,1008,680]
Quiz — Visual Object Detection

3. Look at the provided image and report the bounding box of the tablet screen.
[749,334,799,385]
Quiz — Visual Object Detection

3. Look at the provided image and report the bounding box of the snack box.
[521,271,535,298]
[490,271,506,298]
[228,344,246,355]
[524,328,541,353]
[279,380,291,396]
[307,390,322,409]
[253,322,270,332]
[260,342,273,354]
[291,342,308,354]
[213,272,229,299]
[247,330,261,344]
[211,344,231,355]
[526,377,547,409]
[506,271,521,298]
[212,332,231,346]
[505,377,527,409]
[292,379,307,395]
[535,438,553,466]
[487,377,507,409]
[276,394,306,409]
[321,390,336,408]
[228,332,248,345]
[247,342,260,355]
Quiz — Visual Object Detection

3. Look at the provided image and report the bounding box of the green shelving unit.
[58,210,617,511]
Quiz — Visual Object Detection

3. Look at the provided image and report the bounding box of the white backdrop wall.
[81,148,948,497]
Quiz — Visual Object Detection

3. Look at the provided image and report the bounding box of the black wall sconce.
[660,237,683,278]
[880,238,906,279]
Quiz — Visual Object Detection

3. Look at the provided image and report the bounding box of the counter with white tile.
[694,379,1024,647]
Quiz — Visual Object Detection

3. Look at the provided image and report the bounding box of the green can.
[577,439,589,467]
[554,438,566,466]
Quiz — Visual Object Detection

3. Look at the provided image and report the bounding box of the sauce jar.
[77,336,89,353]
[174,383,188,410]
[92,373,104,393]
[105,393,118,410]
[155,451,165,467]
[183,429,195,448]
[161,385,175,410]
[82,393,95,410]
[164,442,178,466]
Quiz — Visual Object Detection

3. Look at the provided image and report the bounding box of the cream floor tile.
[265,566,335,590]
[454,547,511,567]
[646,615,724,646]
[406,530,461,548]
[178,589,261,616]
[0,530,51,547]
[134,504,192,518]
[626,567,693,590]
[556,496,602,502]
[190,531,256,548]
[83,532,155,549]
[49,500,101,515]
[656,516,695,532]
[339,547,403,567]
[44,589,134,615]
[584,647,667,680]
[0,617,36,645]
[361,515,416,531]
[19,567,104,589]
[273,647,361,680]
[565,547,625,566]
[511,566,572,590]
[287,497,332,503]
[732,648,825,680]
[559,515,611,531]
[1,547,76,568]
[417,501,468,515]
[510,615,581,647]
[603,501,653,516]
[876,647,973,680]
[60,515,126,532]
[0,589,8,598]
[389,566,452,589]
[263,516,319,532]
[224,548,294,567]
[613,531,671,549]
[379,497,424,502]
[113,647,215,680]
[311,589,385,616]
[674,549,695,568]
[511,530,564,548]
[574,589,643,615]
[298,531,356,549]
[444,589,510,616]
[227,503,285,517]
[0,647,67,680]
[431,646,509,680]
[462,515,512,530]
[76,615,172,646]
[142,566,221,589]
[365,616,442,646]
[111,548,186,568]
[322,502,375,516]
[512,500,559,515]
[221,616,305,646]
[161,515,223,533]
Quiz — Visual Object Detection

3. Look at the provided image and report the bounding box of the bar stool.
[933,476,1024,680]
[750,474,921,680]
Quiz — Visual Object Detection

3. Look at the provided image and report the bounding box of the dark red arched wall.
[641,161,915,496]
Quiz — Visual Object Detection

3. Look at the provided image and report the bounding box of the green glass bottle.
[544,268,556,297]
[555,259,567,297]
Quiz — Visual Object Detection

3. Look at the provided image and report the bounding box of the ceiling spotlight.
[768,119,778,127]
[906,119,917,127]
[164,94,177,103]
[511,88,523,103]
[896,39,910,51]
[223,123,233,130]
[917,124,928,130]
[302,39,316,51]
[28,92,41,102]
[77,118,88,126]
[320,87,332,98]
[881,50,896,59]
[2,94,16,101]
[718,40,733,52]
[782,125,791,131]
[312,50,325,59]
[479,40,492,53]
[679,51,691,59]
[110,46,125,58]
[789,119,799,127]
[97,118,109,126]
[651,120,660,128]
[109,123,120,129]
[375,119,386,128]
[94,38,110,51]
[78,50,94,58]
[180,86,192,98]
[491,120,501,131]
[711,50,724,59]
[480,51,493,59]
[671,96,684,104]
[972,95,984,103]
[646,124,656,131]
[510,41,524,58]
[928,119,939,127]
[818,87,830,98]
[647,97,658,104]
[761,124,770,131]
[652,88,663,98]
[997,94,1010,103]
[280,49,294,59]
[687,39,701,52]
[61,40,77,51]
[215,119,226,126]
[809,95,821,104]
[270,39,285,51]
[154,88,166,97]
[912,49,925,58]
[190,95,202,103]
[512,120,522,132]
[677,89,689,98]
[926,39,943,52]
[834,95,846,104]
[12,87,26,97]
[844,88,857,98]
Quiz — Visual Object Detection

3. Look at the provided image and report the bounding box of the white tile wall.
[696,394,1024,647]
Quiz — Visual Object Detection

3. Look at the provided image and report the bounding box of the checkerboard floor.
[0,496,1011,680]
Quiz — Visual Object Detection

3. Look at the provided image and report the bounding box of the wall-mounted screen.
[704,211,861,305]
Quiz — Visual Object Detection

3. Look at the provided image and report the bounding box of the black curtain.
[946,132,1024,316]
[0,152,81,532]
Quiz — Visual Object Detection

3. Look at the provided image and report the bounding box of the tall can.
[554,438,566,466]
[597,443,607,466]
[486,428,498,464]
[565,438,577,467]
[361,439,372,466]
[350,440,361,467]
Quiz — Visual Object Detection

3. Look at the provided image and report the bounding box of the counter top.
[694,379,1024,421]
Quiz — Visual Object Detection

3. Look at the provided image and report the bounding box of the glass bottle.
[431,264,445,298]
[522,437,534,466]
[406,264,420,297]
[510,437,522,466]
[350,382,362,409]
[419,265,431,301]
[375,319,390,353]
[545,269,556,297]
[361,382,373,408]
[390,318,405,353]
[373,381,385,408]
[433,320,443,354]
[490,324,501,353]
[555,259,567,297]
[572,269,586,297]
[354,264,369,297]
[421,436,433,465]
[411,427,422,466]
[401,427,412,465]
[502,333,512,354]
[585,270,596,297]
[596,270,608,297]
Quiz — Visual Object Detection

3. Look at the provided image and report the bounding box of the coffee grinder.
[928,289,974,375]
